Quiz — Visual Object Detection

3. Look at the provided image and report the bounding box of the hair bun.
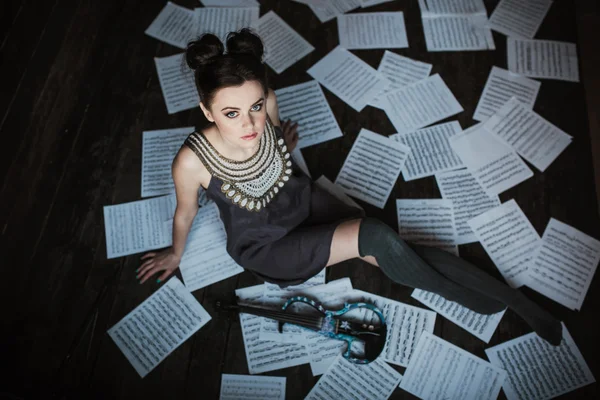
[185,34,224,70]
[226,28,264,60]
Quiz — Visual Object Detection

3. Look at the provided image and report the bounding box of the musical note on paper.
[103,194,177,259]
[305,0,362,23]
[361,0,394,7]
[485,323,595,400]
[467,199,540,288]
[307,46,387,112]
[488,0,553,39]
[400,331,506,400]
[305,355,402,399]
[335,129,410,209]
[254,11,314,74]
[145,2,195,49]
[141,127,194,197]
[435,169,500,245]
[507,38,580,82]
[411,289,505,343]
[275,80,343,149]
[154,54,199,115]
[526,218,600,311]
[418,0,487,15]
[396,199,458,256]
[220,374,286,400]
[235,285,310,374]
[381,74,464,135]
[473,66,541,122]
[315,175,363,211]
[337,12,408,50]
[195,7,259,42]
[482,97,572,172]
[107,277,211,378]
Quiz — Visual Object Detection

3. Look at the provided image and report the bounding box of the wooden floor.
[2,0,599,399]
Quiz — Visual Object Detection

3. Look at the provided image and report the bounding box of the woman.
[137,29,562,346]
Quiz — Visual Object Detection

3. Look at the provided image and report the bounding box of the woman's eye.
[226,111,238,118]
[251,104,262,111]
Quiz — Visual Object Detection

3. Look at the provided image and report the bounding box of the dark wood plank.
[0,0,24,48]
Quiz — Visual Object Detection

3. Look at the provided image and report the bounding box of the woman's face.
[201,80,267,151]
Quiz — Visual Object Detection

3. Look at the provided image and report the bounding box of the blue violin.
[216,296,387,364]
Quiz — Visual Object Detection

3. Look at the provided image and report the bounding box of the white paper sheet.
[254,11,314,74]
[449,124,533,196]
[391,121,464,181]
[305,355,402,400]
[274,80,343,149]
[418,0,487,16]
[220,374,286,400]
[422,15,495,51]
[141,127,193,197]
[435,169,501,245]
[369,51,432,109]
[154,53,199,114]
[467,199,540,288]
[307,46,387,112]
[176,203,243,292]
[474,67,541,122]
[485,323,595,400]
[507,38,579,82]
[291,147,311,178]
[307,0,362,23]
[145,2,196,49]
[337,12,408,49]
[400,331,506,400]
[526,218,600,311]
[107,277,211,378]
[482,97,572,172]
[195,7,259,42]
[103,194,177,258]
[315,175,363,211]
[382,74,464,135]
[361,0,393,7]
[304,333,348,376]
[396,199,458,255]
[201,0,260,6]
[411,289,505,343]
[335,129,410,209]
[236,285,310,374]
[488,0,553,39]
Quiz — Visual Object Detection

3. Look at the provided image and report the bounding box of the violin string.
[237,306,324,328]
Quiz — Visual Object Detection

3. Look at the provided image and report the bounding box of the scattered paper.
[315,175,363,211]
[154,53,199,114]
[361,0,394,7]
[337,12,408,49]
[418,0,487,15]
[307,0,362,23]
[508,38,580,82]
[195,7,259,42]
[488,0,553,39]
[145,2,196,49]
[219,374,285,400]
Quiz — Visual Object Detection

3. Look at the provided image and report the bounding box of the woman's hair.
[185,28,268,110]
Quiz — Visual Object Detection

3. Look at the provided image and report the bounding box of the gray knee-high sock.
[358,218,505,315]
[409,243,563,346]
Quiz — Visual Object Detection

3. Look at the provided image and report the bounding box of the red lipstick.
[241,132,258,140]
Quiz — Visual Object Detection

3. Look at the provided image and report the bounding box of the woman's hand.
[281,119,299,152]
[137,247,181,284]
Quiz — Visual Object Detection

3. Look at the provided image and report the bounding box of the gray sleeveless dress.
[184,118,364,287]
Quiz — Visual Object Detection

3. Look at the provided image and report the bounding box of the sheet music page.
[307,0,362,23]
[201,0,260,6]
[290,147,311,178]
[107,277,211,378]
[274,80,343,149]
[315,175,363,211]
[485,323,595,400]
[467,199,540,288]
[307,46,387,112]
[337,12,408,50]
[391,121,464,181]
[145,2,195,49]
[335,129,410,209]
[422,14,495,51]
[473,66,541,122]
[507,38,580,82]
[418,0,487,16]
[435,169,501,245]
[103,194,177,258]
[254,11,314,74]
[235,285,310,374]
[400,331,506,400]
[382,74,464,135]
[448,124,533,195]
[141,127,193,197]
[526,218,600,311]
[154,53,199,115]
[177,203,243,292]
[488,0,553,39]
[195,7,259,42]
[305,355,402,400]
[304,333,348,376]
[220,374,286,400]
[369,51,432,109]
[361,0,394,7]
[482,97,572,172]
[411,289,505,343]
[396,199,458,256]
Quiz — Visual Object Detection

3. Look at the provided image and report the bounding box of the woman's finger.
[139,267,160,284]
[156,269,175,283]
[137,260,155,274]
[140,252,156,260]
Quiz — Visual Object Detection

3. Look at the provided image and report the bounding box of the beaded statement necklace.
[185,119,292,212]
